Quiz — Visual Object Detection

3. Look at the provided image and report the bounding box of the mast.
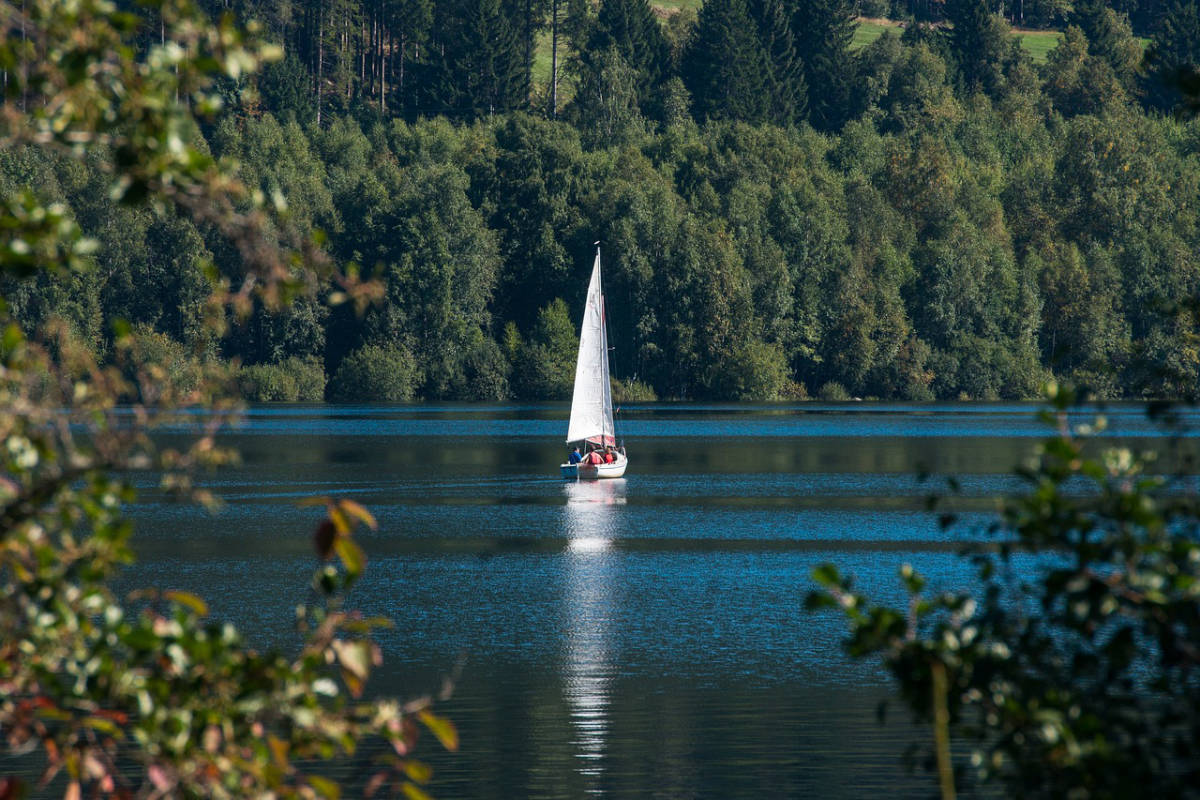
[596,245,616,447]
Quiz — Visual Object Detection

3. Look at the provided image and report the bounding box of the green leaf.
[811,563,841,587]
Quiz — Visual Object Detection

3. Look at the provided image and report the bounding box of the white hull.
[561,455,628,480]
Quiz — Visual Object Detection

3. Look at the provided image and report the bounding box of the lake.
[116,402,1197,798]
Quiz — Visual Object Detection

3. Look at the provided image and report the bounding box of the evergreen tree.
[1145,0,1200,111]
[790,0,856,131]
[1068,0,1143,94]
[749,0,807,125]
[427,0,527,117]
[682,0,772,122]
[943,0,1010,97]
[580,0,672,121]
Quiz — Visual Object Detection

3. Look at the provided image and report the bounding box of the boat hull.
[561,456,627,480]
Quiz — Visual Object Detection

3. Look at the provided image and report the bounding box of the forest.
[3,0,1200,402]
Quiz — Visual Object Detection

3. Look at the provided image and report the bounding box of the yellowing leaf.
[164,591,208,617]
[307,775,341,800]
[334,537,365,578]
[401,760,433,784]
[418,710,459,752]
[337,499,377,530]
[401,783,434,800]
[267,735,289,771]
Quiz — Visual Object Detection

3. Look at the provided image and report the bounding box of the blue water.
[109,402,1195,798]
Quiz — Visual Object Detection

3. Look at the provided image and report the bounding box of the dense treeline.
[3,0,1200,401]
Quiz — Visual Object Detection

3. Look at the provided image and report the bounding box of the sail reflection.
[561,478,625,791]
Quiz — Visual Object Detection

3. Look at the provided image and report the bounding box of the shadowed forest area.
[4,0,1200,402]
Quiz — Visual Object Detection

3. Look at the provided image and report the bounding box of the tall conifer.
[683,0,772,122]
[428,0,527,117]
[789,0,855,131]
[749,0,806,125]
[581,0,672,121]
[943,0,1009,97]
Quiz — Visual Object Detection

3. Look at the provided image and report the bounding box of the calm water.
[108,403,1199,797]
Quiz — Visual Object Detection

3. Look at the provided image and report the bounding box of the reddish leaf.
[314,519,336,560]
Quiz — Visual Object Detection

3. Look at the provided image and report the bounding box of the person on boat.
[603,447,616,464]
[586,449,604,466]
[568,447,582,464]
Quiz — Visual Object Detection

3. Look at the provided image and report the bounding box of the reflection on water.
[562,479,626,791]
[91,404,1200,798]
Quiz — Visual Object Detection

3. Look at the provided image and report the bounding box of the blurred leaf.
[418,710,459,752]
[164,591,208,617]
[811,563,841,587]
[307,775,341,800]
[334,537,365,578]
[332,640,371,681]
[401,783,434,800]
[401,760,433,784]
[314,519,336,561]
[337,499,378,530]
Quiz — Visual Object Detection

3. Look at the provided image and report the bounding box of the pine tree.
[943,0,1009,97]
[749,0,806,125]
[1071,0,1141,85]
[581,0,672,121]
[1145,0,1200,111]
[789,0,855,131]
[682,0,772,122]
[427,0,527,117]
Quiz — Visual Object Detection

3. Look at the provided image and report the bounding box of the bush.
[817,380,851,401]
[329,343,417,401]
[808,385,1200,798]
[122,325,203,397]
[239,356,326,401]
[611,376,657,402]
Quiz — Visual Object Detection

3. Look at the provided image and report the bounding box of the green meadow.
[531,13,1144,100]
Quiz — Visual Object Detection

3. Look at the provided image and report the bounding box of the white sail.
[566,250,616,446]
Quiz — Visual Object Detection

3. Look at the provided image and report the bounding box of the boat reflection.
[561,477,625,791]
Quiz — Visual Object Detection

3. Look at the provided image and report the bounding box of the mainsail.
[566,249,616,446]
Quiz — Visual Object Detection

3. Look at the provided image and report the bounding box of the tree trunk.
[550,0,559,117]
[317,0,324,126]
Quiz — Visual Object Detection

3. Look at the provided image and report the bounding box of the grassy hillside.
[531,13,1125,101]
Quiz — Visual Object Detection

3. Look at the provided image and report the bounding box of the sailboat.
[560,246,628,479]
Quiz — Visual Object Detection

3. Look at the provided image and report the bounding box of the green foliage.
[239,356,327,401]
[123,324,206,398]
[611,375,658,401]
[944,0,1013,97]
[1145,0,1200,112]
[0,4,451,798]
[330,343,419,401]
[808,384,1200,797]
[4,4,1200,404]
[683,0,773,123]
[511,298,578,399]
[817,380,851,400]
